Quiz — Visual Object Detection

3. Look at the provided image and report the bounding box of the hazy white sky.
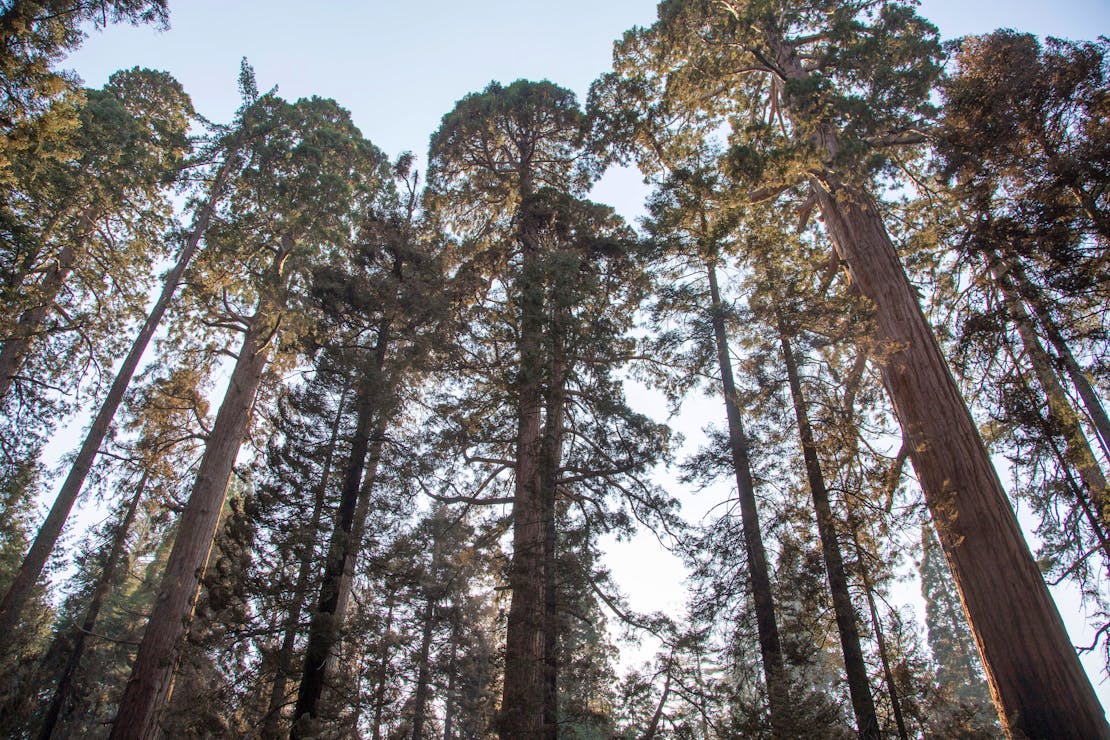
[54,0,1110,712]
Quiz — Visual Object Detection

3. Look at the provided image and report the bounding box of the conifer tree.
[606,2,1108,733]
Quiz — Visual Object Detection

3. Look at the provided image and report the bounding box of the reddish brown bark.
[109,301,275,740]
[813,177,1108,738]
[501,202,548,738]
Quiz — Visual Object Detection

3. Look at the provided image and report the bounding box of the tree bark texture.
[813,177,1108,738]
[501,211,548,738]
[109,303,274,740]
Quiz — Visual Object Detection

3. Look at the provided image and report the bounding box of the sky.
[51,0,1110,716]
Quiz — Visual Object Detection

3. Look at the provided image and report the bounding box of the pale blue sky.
[63,0,1110,164]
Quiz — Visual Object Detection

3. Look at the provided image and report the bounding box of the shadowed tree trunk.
[38,471,148,740]
[705,259,790,734]
[849,526,909,740]
[290,385,387,737]
[370,591,397,740]
[410,593,437,740]
[262,384,350,739]
[539,299,568,740]
[775,305,879,739]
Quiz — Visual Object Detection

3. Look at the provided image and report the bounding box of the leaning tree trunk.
[0,163,231,638]
[988,251,1110,528]
[109,291,277,740]
[262,383,350,739]
[849,526,909,740]
[705,260,790,735]
[501,204,548,739]
[811,174,1109,738]
[1003,255,1110,462]
[775,307,879,740]
[0,238,79,403]
[38,471,148,740]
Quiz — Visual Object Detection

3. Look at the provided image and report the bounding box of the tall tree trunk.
[1003,255,1110,462]
[539,300,568,740]
[705,260,790,734]
[370,593,396,740]
[501,201,547,738]
[988,252,1110,526]
[811,175,1109,738]
[38,470,148,740]
[443,616,460,740]
[850,528,909,740]
[410,594,437,740]
[290,372,386,736]
[775,308,879,739]
[109,292,277,740]
[0,163,230,637]
[262,383,350,739]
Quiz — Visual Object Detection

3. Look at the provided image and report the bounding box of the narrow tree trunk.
[0,238,78,402]
[370,593,396,740]
[0,163,231,637]
[410,594,436,740]
[38,470,148,740]
[775,309,879,739]
[539,300,568,740]
[291,376,382,736]
[110,296,276,740]
[641,664,673,740]
[989,252,1110,525]
[812,175,1109,738]
[443,617,460,740]
[501,203,547,738]
[1004,255,1110,462]
[262,384,350,739]
[705,260,790,735]
[851,529,909,740]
